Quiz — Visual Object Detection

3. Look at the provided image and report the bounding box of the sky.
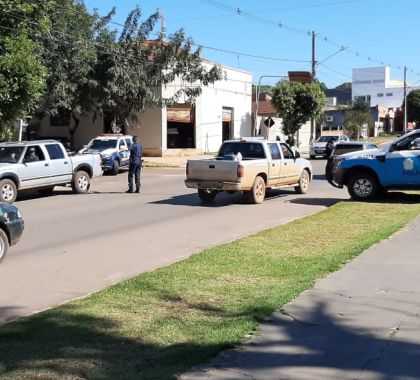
[83,0,420,89]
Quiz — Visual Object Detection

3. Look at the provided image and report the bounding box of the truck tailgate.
[187,159,239,182]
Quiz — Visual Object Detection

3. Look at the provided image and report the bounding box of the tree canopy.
[335,82,352,91]
[407,89,420,126]
[0,0,51,136]
[271,81,325,137]
[343,99,373,138]
[0,1,222,139]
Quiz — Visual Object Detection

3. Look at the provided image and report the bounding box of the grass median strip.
[1,199,420,379]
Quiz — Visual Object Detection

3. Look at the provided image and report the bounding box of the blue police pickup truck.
[329,130,420,201]
[79,134,133,175]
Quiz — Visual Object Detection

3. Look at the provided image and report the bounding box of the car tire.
[0,228,9,264]
[72,171,90,194]
[295,169,310,194]
[111,160,120,176]
[0,179,17,204]
[246,175,266,204]
[198,189,217,203]
[347,172,378,201]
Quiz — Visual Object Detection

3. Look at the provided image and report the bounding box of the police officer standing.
[126,136,142,193]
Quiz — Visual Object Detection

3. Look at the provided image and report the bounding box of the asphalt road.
[0,159,347,325]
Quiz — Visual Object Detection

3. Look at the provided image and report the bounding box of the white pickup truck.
[0,140,102,203]
[185,138,312,203]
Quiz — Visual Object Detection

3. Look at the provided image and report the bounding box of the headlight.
[101,154,110,159]
[335,158,345,168]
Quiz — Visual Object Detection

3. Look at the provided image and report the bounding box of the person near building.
[126,136,142,193]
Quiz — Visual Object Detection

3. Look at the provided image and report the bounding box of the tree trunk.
[70,112,80,150]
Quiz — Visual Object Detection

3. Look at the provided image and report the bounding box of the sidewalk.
[183,217,420,380]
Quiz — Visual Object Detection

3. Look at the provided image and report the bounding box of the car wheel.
[347,173,378,201]
[295,169,310,194]
[0,179,17,204]
[0,228,9,264]
[198,189,217,203]
[111,160,120,175]
[246,175,266,204]
[72,171,90,194]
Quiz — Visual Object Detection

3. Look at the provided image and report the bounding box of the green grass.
[1,198,420,379]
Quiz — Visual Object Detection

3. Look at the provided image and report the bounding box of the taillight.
[186,162,189,176]
[237,164,244,178]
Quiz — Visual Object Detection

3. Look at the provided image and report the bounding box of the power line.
[196,0,420,79]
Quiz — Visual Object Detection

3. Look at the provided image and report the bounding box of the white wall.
[352,66,419,108]
[159,62,252,154]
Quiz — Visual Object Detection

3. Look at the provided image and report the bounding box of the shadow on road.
[150,189,293,207]
[288,197,345,207]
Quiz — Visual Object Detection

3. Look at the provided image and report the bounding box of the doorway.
[167,105,196,148]
[222,107,233,141]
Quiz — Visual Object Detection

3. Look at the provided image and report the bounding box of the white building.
[29,61,252,156]
[352,66,418,108]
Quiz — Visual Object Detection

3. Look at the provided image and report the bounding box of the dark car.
[325,141,377,183]
[0,203,24,263]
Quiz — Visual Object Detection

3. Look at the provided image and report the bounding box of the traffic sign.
[264,117,275,128]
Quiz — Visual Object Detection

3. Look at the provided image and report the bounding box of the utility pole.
[310,31,316,142]
[403,65,407,133]
[311,31,316,79]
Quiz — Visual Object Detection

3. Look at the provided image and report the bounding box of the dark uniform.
[127,138,142,193]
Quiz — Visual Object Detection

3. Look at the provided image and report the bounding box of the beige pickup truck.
[185,138,312,204]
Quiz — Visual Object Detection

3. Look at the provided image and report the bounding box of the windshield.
[88,139,117,151]
[317,136,338,143]
[0,146,24,163]
[218,142,266,159]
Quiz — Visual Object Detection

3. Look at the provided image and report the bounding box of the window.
[280,143,294,159]
[125,138,132,147]
[386,93,393,97]
[268,143,281,160]
[45,144,65,160]
[24,145,45,162]
[218,142,266,159]
[377,93,383,97]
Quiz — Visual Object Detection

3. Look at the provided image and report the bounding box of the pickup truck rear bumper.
[185,179,244,191]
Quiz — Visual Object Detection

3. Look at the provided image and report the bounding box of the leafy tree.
[36,0,97,146]
[271,81,325,139]
[0,1,51,133]
[94,6,223,133]
[407,89,420,126]
[335,82,352,91]
[343,99,373,138]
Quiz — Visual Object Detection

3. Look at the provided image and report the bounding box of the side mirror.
[294,151,301,159]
